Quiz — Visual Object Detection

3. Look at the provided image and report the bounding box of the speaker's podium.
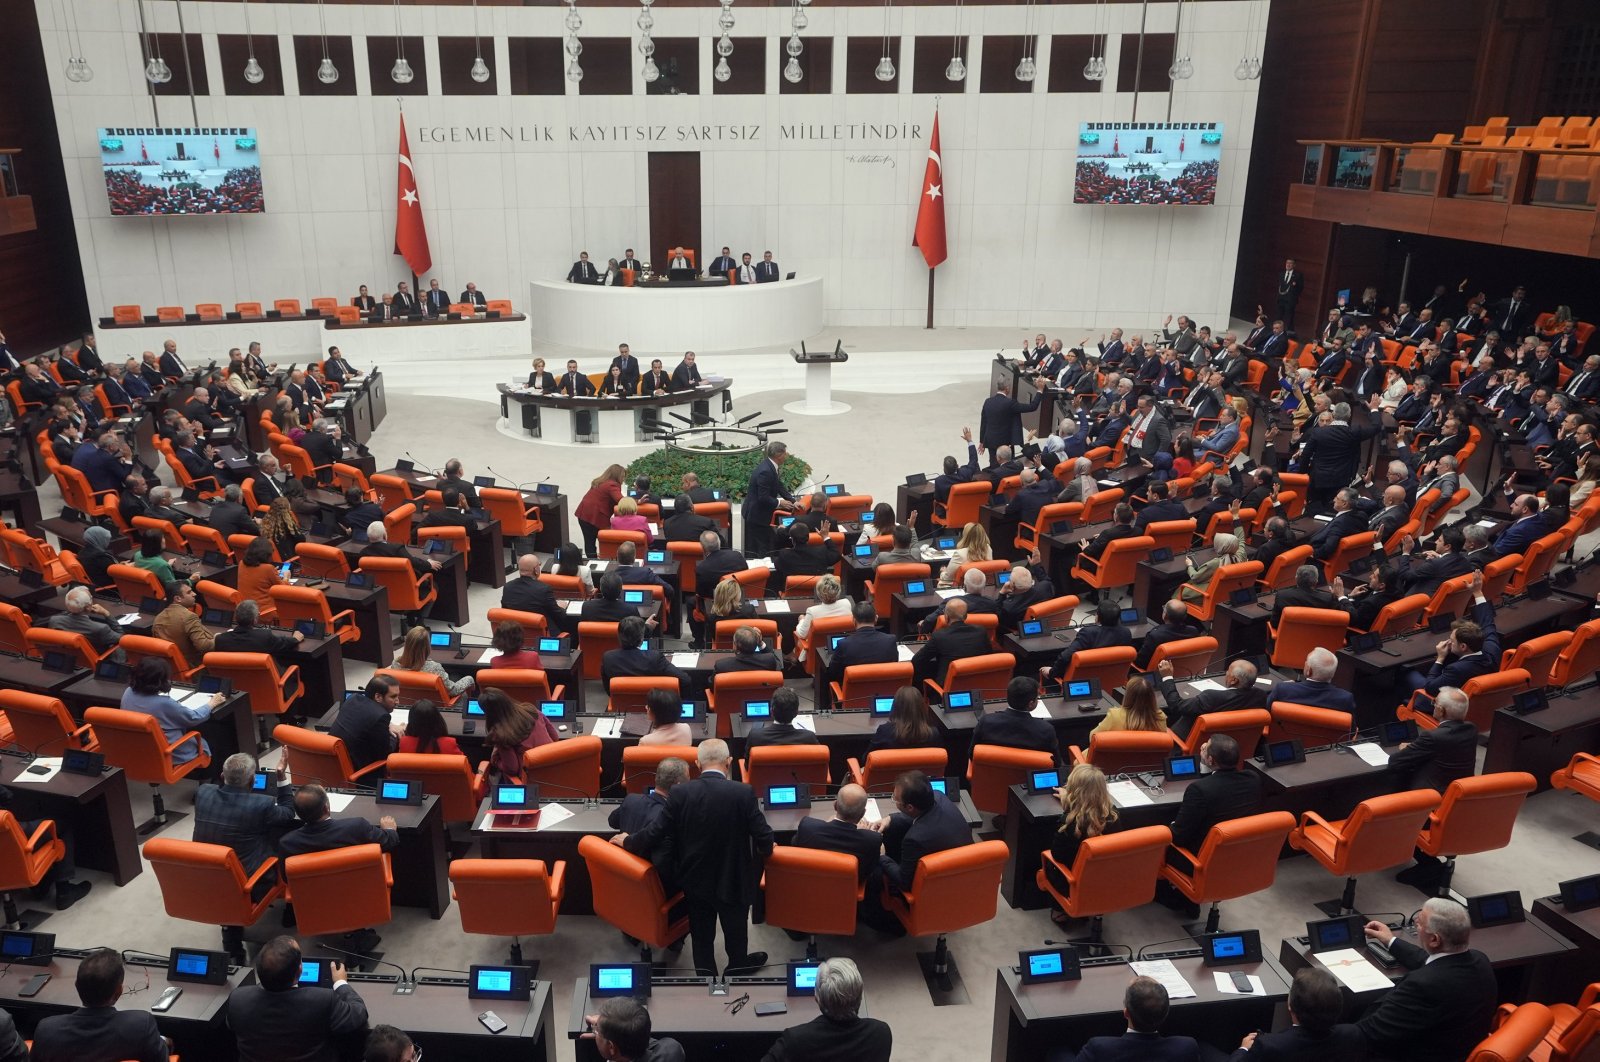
[786,340,849,416]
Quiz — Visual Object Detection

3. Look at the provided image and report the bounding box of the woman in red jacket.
[575,463,627,559]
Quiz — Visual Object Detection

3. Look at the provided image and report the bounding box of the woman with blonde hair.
[795,574,851,661]
[1044,763,1117,925]
[1175,531,1247,602]
[938,522,991,587]
[394,626,474,698]
[1089,675,1167,737]
[609,495,651,538]
[575,463,627,558]
[707,577,756,637]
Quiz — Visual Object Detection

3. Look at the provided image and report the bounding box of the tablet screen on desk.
[0,931,52,965]
[905,580,928,595]
[1018,947,1080,985]
[465,698,486,717]
[538,637,565,653]
[1467,890,1524,928]
[1379,720,1416,746]
[1065,679,1097,700]
[646,550,666,564]
[830,634,848,650]
[1202,930,1261,966]
[469,964,531,1000]
[492,784,536,810]
[742,701,771,719]
[871,696,895,716]
[539,701,570,720]
[623,590,646,604]
[788,962,820,996]
[1027,769,1061,794]
[936,536,957,550]
[1020,620,1044,637]
[854,544,875,558]
[679,702,701,722]
[822,484,843,496]
[1560,875,1600,912]
[169,947,230,985]
[765,784,806,809]
[590,963,651,997]
[1164,755,1200,780]
[945,691,975,711]
[429,631,458,649]
[1306,915,1363,952]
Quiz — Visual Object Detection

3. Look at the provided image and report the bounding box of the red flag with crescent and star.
[394,114,432,276]
[913,111,948,269]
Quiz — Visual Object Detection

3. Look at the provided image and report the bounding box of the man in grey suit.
[42,585,123,657]
[28,949,170,1062]
[227,936,370,1062]
[1125,395,1172,468]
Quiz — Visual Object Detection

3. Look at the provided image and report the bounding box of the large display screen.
[1073,122,1222,205]
[98,127,264,215]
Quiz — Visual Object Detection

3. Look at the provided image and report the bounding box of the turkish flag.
[912,112,948,269]
[394,114,432,276]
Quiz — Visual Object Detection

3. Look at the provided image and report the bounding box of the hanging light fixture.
[240,0,265,84]
[389,0,413,83]
[469,0,490,82]
[565,0,583,82]
[1168,0,1193,80]
[875,0,895,81]
[314,0,338,83]
[141,0,171,84]
[62,0,93,82]
[1234,0,1254,80]
[944,0,965,81]
[714,0,734,81]
[783,0,804,83]
[1083,0,1106,81]
[1013,0,1035,81]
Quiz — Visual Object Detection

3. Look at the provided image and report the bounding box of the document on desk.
[326,793,356,812]
[116,613,140,627]
[863,798,884,823]
[793,715,816,732]
[748,556,776,570]
[897,644,916,662]
[1214,972,1264,995]
[1476,519,1498,528]
[9,758,62,785]
[1187,679,1224,692]
[1030,705,1054,720]
[1315,948,1393,992]
[534,803,576,831]
[1350,742,1390,766]
[669,652,699,668]
[590,717,623,739]
[564,601,583,615]
[389,708,410,729]
[479,648,503,665]
[1128,960,1196,999]
[763,599,792,614]
[1108,780,1154,808]
[179,690,214,711]
[935,588,962,600]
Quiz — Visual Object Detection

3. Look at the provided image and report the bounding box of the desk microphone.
[404,451,438,477]
[316,943,414,994]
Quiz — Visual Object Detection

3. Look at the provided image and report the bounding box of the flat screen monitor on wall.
[1073,122,1222,205]
[98,127,264,215]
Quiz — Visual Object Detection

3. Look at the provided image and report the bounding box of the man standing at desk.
[631,739,774,976]
[979,383,1041,457]
[672,351,702,390]
[423,279,450,316]
[1358,898,1496,1062]
[610,343,641,393]
[743,440,796,556]
[755,251,780,282]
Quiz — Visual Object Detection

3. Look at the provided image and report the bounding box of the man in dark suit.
[1165,734,1263,882]
[226,935,370,1062]
[1158,659,1268,741]
[1564,354,1600,401]
[1133,481,1189,534]
[1124,395,1173,467]
[502,554,565,636]
[557,358,596,398]
[459,281,488,307]
[743,686,818,748]
[672,350,703,390]
[182,385,226,433]
[794,783,884,885]
[1275,259,1305,330]
[1405,574,1498,695]
[664,494,718,543]
[437,459,480,508]
[207,483,260,539]
[420,488,481,533]
[73,432,135,494]
[872,770,971,895]
[323,345,360,384]
[300,420,342,483]
[715,624,785,678]
[391,282,417,314]
[754,251,780,282]
[979,383,1042,457]
[628,739,774,976]
[610,755,687,885]
[329,674,401,774]
[1491,493,1551,557]
[770,525,840,586]
[709,247,736,275]
[368,295,392,322]
[601,616,688,692]
[157,338,189,378]
[1299,407,1381,509]
[27,948,170,1062]
[972,676,1059,760]
[1308,487,1367,561]
[1134,600,1205,671]
[917,567,999,635]
[609,343,642,392]
[1271,565,1338,626]
[567,252,600,284]
[824,602,898,689]
[935,427,982,503]
[1489,285,1531,338]
[279,782,399,858]
[422,278,450,315]
[1358,899,1497,1062]
[1390,685,1478,793]
[997,563,1055,633]
[337,487,382,534]
[193,753,296,959]
[1332,562,1402,636]
[1395,524,1472,597]
[1231,968,1365,1062]
[742,440,796,556]
[694,529,748,600]
[759,958,892,1062]
[911,599,992,689]
[214,600,305,665]
[639,358,675,396]
[1265,647,1356,714]
[1004,466,1058,528]
[1076,976,1201,1062]
[1043,598,1133,683]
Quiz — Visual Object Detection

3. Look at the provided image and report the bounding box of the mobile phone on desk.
[19,973,50,997]
[478,1010,508,1034]
[152,986,183,1012]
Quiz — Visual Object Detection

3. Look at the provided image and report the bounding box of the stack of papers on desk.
[1187,679,1225,692]
[479,648,503,665]
[1030,705,1053,720]
[534,803,576,831]
[564,601,584,615]
[116,613,140,627]
[793,715,816,732]
[763,599,792,613]
[590,717,623,739]
[1108,780,1154,807]
[1128,959,1196,999]
[1350,743,1390,766]
[1315,949,1393,992]
[935,588,962,600]
[327,793,356,812]
[179,691,214,710]
[1214,973,1264,995]
[863,798,884,823]
[389,708,410,729]
[748,556,776,570]
[896,644,916,662]
[10,758,61,785]
[670,652,699,668]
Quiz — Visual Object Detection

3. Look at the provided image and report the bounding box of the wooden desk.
[337,790,450,918]
[324,581,393,666]
[932,694,1108,783]
[1530,895,1600,999]
[356,974,555,1061]
[1247,745,1397,825]
[0,753,140,884]
[0,949,247,1057]
[435,644,586,713]
[729,710,877,784]
[1483,687,1600,792]
[0,469,41,532]
[0,654,90,695]
[472,799,618,915]
[979,503,1024,563]
[992,955,1290,1062]
[568,976,825,1061]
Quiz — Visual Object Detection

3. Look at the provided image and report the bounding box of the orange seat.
[273,298,303,317]
[1269,702,1353,746]
[375,668,456,708]
[1322,531,1377,582]
[1549,618,1600,689]
[598,529,648,560]
[449,858,565,967]
[0,530,70,585]
[846,747,948,792]
[382,502,416,546]
[371,474,414,511]
[1258,546,1312,593]
[358,556,437,628]
[965,744,1054,815]
[485,608,549,646]
[282,843,392,938]
[621,745,700,794]
[830,661,914,711]
[111,304,143,324]
[725,566,770,600]
[0,810,67,929]
[1185,561,1264,621]
[481,487,544,542]
[1288,789,1443,915]
[1425,572,1478,625]
[1060,645,1137,691]
[932,481,990,529]
[84,705,212,830]
[142,837,285,958]
[1501,632,1570,690]
[274,723,384,788]
[762,846,862,961]
[24,626,110,670]
[1071,536,1153,601]
[204,652,303,748]
[486,299,514,315]
[179,523,233,562]
[295,543,354,581]
[385,752,489,824]
[1143,636,1217,678]
[194,302,223,320]
[1397,668,1534,734]
[1159,812,1296,933]
[416,525,469,561]
[234,301,264,318]
[881,840,1008,993]
[712,618,781,651]
[1479,553,1520,605]
[924,651,1016,705]
[475,668,564,706]
[607,675,679,714]
[270,584,359,646]
[865,563,931,619]
[1023,594,1081,628]
[130,516,186,554]
[522,735,602,796]
[706,670,784,740]
[0,690,96,758]
[1015,503,1082,554]
[576,622,621,682]
[1268,607,1350,670]
[1145,519,1197,558]
[118,633,199,681]
[1507,532,1567,596]
[740,744,831,796]
[1067,730,1177,773]
[796,614,855,677]
[310,297,338,316]
[194,578,242,615]
[1553,750,1600,807]
[579,833,689,964]
[1472,1002,1553,1062]
[1413,771,1536,893]
[1363,593,1429,638]
[1036,825,1172,945]
[1173,708,1270,759]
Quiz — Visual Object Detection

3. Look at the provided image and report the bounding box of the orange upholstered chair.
[831,661,914,710]
[1071,536,1153,602]
[607,675,678,715]
[1067,731,1176,773]
[925,651,1015,705]
[1173,709,1270,759]
[1269,703,1353,746]
[521,735,602,796]
[847,747,948,792]
[762,847,862,962]
[1159,812,1296,933]
[965,744,1054,816]
[1413,772,1536,894]
[1023,595,1081,628]
[1470,1003,1554,1062]
[1036,825,1172,945]
[385,753,489,824]
[597,529,648,560]
[358,555,436,626]
[84,705,211,829]
[742,744,831,795]
[275,723,385,788]
[1143,636,1218,678]
[295,543,352,580]
[1059,646,1137,691]
[143,837,285,960]
[1288,789,1442,915]
[1185,561,1263,621]
[933,482,989,529]
[476,668,563,706]
[621,745,700,794]
[282,844,392,938]
[0,691,96,758]
[118,633,200,681]
[579,834,689,964]
[707,670,783,739]
[449,858,565,966]
[270,585,359,646]
[24,627,110,669]
[1553,752,1600,807]
[881,840,1008,993]
[1362,593,1429,637]
[0,604,38,655]
[204,652,303,748]
[866,563,932,619]
[1259,546,1312,592]
[1268,608,1350,670]
[0,810,67,929]
[1549,618,1600,688]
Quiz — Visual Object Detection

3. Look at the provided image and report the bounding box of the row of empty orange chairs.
[109,297,514,325]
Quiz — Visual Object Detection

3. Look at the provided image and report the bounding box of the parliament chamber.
[4,0,1600,1060]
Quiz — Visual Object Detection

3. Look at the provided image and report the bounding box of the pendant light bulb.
[714,57,731,81]
[784,56,803,82]
[470,56,491,82]
[875,56,895,81]
[243,56,265,84]
[391,58,414,84]
[945,55,965,81]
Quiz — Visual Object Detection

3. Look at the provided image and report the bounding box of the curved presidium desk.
[500,378,733,446]
[527,276,824,353]
[93,311,530,364]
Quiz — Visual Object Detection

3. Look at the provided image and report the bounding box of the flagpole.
[925,96,939,331]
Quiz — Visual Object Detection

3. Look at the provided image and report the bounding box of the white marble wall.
[36,0,1267,331]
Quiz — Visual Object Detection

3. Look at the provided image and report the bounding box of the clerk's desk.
[568,976,834,1061]
[0,948,246,1058]
[993,953,1291,1062]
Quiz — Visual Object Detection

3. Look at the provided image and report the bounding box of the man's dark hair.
[943,454,959,475]
[1374,563,1397,588]
[365,673,397,699]
[1438,525,1465,554]
[616,540,638,565]
[1007,675,1039,712]
[1207,734,1241,770]
[130,656,171,696]
[363,1025,415,1062]
[1287,968,1342,1034]
[75,948,125,1007]
[599,573,623,601]
[1114,503,1134,525]
[618,615,647,649]
[852,600,877,625]
[771,686,800,724]
[596,997,653,1058]
[441,488,461,509]
[894,770,935,812]
[893,525,914,549]
[293,783,331,824]
[256,936,303,991]
[1148,480,1169,500]
[1124,975,1171,1032]
[1096,598,1122,627]
[674,493,694,513]
[733,625,762,655]
[345,487,365,507]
